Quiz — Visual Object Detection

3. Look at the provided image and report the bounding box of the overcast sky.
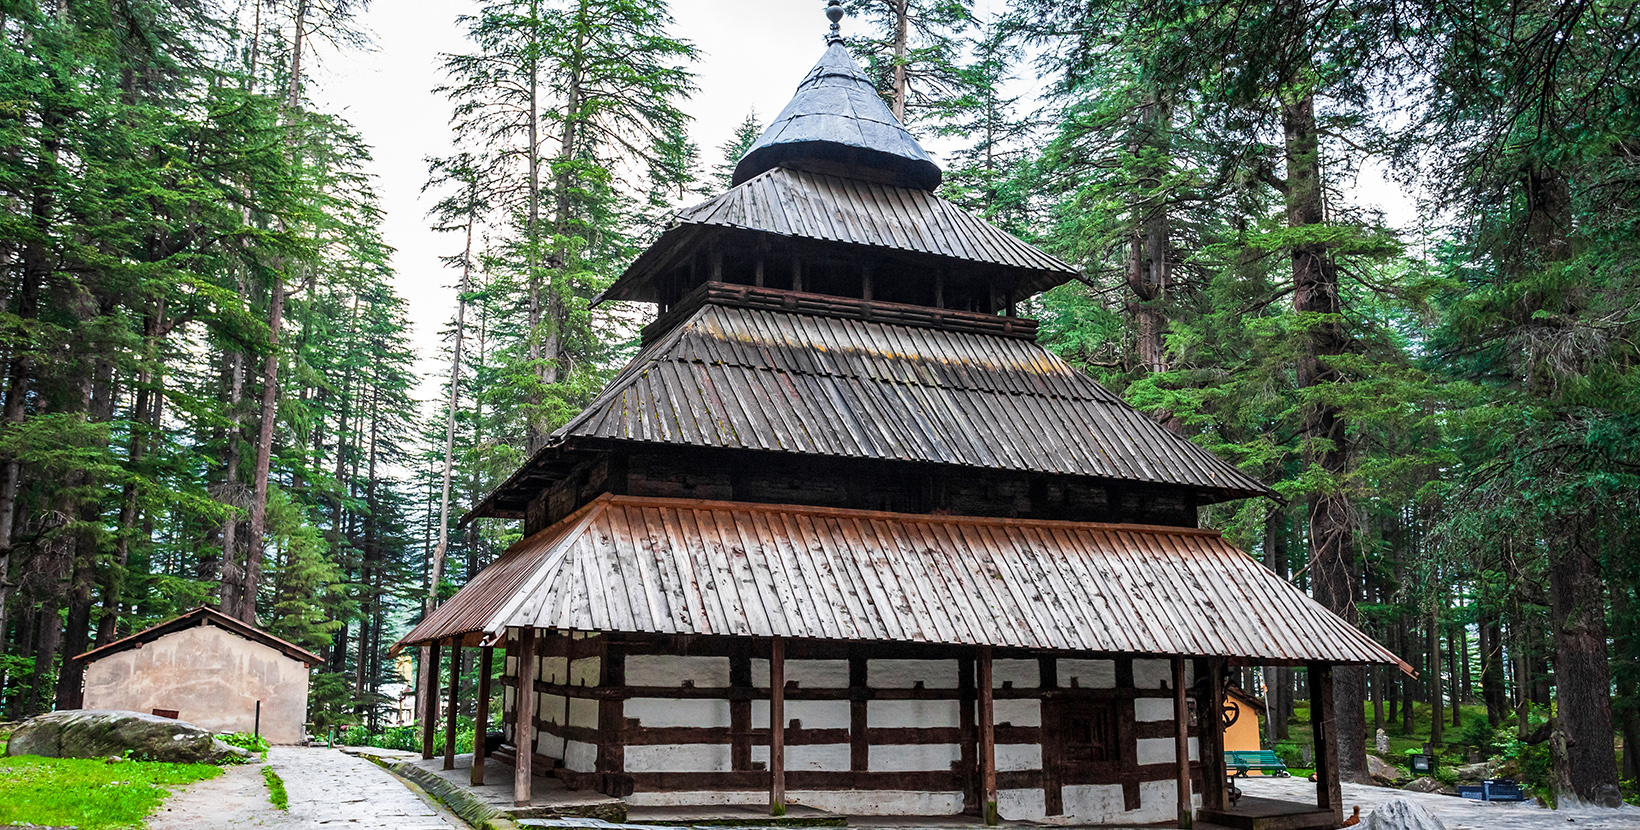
[307,0,1412,410]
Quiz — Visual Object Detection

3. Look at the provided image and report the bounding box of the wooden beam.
[1173,657,1193,829]
[770,636,787,817]
[445,639,462,770]
[421,640,441,760]
[849,655,868,771]
[958,654,978,815]
[514,628,537,807]
[979,645,998,826]
[1310,662,1342,823]
[472,646,493,786]
[1199,658,1228,811]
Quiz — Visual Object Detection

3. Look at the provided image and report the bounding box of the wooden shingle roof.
[732,41,941,190]
[400,494,1405,670]
[549,295,1270,499]
[597,167,1078,305]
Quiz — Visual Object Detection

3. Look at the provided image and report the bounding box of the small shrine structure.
[76,605,320,745]
[396,5,1406,827]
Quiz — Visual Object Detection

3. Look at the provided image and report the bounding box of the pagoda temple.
[397,6,1405,827]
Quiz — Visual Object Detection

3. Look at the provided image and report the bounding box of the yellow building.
[1223,685,1267,754]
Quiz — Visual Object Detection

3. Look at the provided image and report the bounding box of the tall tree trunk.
[1456,623,1469,725]
[427,180,476,645]
[522,0,546,451]
[1547,516,1620,806]
[238,0,307,624]
[98,302,164,647]
[1,94,61,691]
[1126,83,1174,424]
[55,346,116,710]
[890,0,909,121]
[1283,82,1366,782]
[1428,612,1443,745]
[214,313,246,609]
[1480,617,1505,726]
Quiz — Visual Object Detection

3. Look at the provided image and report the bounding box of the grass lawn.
[0,755,220,830]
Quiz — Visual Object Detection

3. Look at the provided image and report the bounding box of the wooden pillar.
[445,639,462,770]
[472,646,493,785]
[1309,663,1342,823]
[958,654,978,815]
[792,256,803,293]
[862,264,874,301]
[514,627,537,807]
[421,640,441,760]
[754,256,765,287]
[978,646,998,826]
[770,637,787,817]
[1196,658,1228,812]
[1173,657,1193,828]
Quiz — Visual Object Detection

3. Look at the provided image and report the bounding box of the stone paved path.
[149,746,466,830]
[1237,775,1640,830]
[147,760,287,830]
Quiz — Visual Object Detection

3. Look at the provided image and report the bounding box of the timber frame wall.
[495,630,1225,822]
[523,447,1200,538]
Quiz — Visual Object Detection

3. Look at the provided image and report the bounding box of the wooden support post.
[934,272,945,309]
[979,645,998,826]
[862,264,873,301]
[1310,662,1342,824]
[421,640,441,760]
[445,638,461,770]
[514,627,537,808]
[1174,656,1193,828]
[711,249,723,282]
[1199,658,1228,811]
[958,654,979,815]
[770,637,787,817]
[754,256,765,287]
[792,256,803,293]
[472,646,493,786]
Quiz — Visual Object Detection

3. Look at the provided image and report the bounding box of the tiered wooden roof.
[468,284,1270,520]
[405,494,1406,669]
[598,168,1077,305]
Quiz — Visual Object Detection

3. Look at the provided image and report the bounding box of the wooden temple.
[396,7,1406,827]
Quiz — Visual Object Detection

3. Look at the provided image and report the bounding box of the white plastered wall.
[81,624,311,744]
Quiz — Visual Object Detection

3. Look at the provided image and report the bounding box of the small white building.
[76,606,321,745]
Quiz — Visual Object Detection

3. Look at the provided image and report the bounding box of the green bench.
[1225,750,1291,777]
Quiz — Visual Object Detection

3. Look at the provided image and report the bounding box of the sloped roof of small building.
[76,606,322,667]
[732,41,941,191]
[399,494,1406,671]
[557,291,1268,497]
[597,168,1078,305]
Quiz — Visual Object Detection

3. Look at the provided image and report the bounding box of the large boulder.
[1361,798,1447,830]
[5,710,251,764]
[1401,777,1444,794]
[1368,754,1407,786]
[1453,760,1496,782]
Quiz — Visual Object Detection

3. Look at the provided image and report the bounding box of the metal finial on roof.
[825,0,844,43]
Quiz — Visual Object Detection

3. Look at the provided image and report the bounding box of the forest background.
[0,0,1634,810]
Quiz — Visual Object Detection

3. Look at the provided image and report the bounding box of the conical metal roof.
[731,41,942,191]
